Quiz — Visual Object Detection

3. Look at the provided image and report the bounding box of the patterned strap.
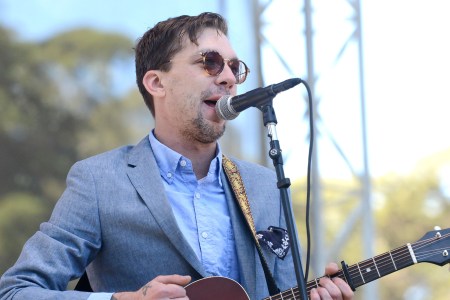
[222,155,280,295]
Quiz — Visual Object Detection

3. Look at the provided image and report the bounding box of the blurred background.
[0,0,449,299]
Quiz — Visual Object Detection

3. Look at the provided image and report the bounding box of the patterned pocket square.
[256,226,290,259]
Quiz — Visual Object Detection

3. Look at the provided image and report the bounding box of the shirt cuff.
[87,293,114,300]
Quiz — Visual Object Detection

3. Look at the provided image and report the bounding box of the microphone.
[215,78,302,120]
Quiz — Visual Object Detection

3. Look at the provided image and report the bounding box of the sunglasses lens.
[203,52,224,76]
[228,60,245,84]
[202,51,249,84]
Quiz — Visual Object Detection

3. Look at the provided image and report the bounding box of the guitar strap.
[222,155,280,296]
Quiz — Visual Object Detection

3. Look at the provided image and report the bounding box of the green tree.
[0,193,49,272]
[0,25,142,274]
[374,152,450,300]
[0,26,81,199]
[290,149,450,299]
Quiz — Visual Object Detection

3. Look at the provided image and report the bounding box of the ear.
[142,70,165,98]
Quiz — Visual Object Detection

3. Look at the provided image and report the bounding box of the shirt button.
[195,192,200,199]
[180,160,187,167]
[201,232,208,238]
[167,172,172,178]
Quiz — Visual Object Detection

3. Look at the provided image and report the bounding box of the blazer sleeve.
[0,161,102,300]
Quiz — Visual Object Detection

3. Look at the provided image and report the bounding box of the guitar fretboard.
[346,244,415,287]
[263,244,416,300]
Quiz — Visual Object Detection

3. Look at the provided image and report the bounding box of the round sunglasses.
[199,51,250,84]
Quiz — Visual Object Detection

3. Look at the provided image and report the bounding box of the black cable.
[301,79,313,282]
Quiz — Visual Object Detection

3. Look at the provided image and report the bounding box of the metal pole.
[355,0,378,299]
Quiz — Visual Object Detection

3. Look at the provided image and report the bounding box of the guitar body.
[185,276,250,300]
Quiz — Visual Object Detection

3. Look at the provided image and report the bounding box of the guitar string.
[269,246,424,300]
[413,237,449,260]
[345,232,450,280]
[264,232,449,300]
[286,232,449,299]
[345,246,413,280]
[275,233,450,300]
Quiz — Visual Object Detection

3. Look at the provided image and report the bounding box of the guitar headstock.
[412,226,450,266]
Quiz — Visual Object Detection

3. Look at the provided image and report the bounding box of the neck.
[153,129,217,179]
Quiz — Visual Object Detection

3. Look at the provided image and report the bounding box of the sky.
[1,0,450,181]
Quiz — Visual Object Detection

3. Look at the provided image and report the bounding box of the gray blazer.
[0,137,296,300]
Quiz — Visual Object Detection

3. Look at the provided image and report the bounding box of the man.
[0,12,353,300]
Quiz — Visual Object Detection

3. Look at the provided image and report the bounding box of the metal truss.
[248,0,378,299]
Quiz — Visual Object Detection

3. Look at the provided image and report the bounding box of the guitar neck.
[266,243,416,300]
[313,243,416,290]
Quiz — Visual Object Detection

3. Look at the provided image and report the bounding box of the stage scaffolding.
[237,1,378,299]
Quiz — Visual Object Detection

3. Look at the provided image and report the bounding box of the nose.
[215,62,237,89]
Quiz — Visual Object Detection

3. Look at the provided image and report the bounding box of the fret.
[375,252,397,277]
[391,245,415,269]
[289,287,297,300]
[314,278,320,289]
[406,243,418,263]
[389,250,398,270]
[372,257,381,277]
[356,263,366,283]
[358,259,379,283]
[345,264,361,288]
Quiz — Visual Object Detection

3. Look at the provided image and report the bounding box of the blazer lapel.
[221,170,257,298]
[126,137,207,277]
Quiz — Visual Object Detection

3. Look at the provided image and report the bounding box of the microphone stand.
[259,100,309,300]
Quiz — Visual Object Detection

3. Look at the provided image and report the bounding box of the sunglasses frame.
[199,51,250,84]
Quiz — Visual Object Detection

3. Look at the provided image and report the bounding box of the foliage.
[0,25,150,274]
[0,193,50,273]
[0,26,81,199]
[373,156,450,300]
[291,154,450,299]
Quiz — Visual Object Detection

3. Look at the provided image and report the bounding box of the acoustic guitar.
[185,227,450,299]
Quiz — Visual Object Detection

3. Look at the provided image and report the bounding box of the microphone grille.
[215,96,239,120]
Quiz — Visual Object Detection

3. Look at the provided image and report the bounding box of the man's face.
[156,28,239,144]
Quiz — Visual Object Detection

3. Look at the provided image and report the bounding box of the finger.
[153,274,192,286]
[319,277,342,300]
[332,277,354,300]
[310,288,320,300]
[139,279,190,299]
[315,286,333,300]
[324,262,339,275]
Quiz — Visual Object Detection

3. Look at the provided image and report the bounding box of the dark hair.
[135,12,228,116]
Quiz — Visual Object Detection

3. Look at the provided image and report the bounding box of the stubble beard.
[195,111,226,143]
[181,110,226,144]
[179,89,228,144]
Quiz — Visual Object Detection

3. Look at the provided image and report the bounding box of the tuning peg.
[434,226,442,230]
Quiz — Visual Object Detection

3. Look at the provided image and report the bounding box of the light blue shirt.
[87,132,240,300]
[149,131,240,280]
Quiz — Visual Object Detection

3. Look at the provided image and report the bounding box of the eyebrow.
[199,49,239,60]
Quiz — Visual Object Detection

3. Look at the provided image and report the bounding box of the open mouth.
[204,100,217,107]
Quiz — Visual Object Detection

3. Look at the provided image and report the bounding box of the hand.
[111,274,192,300]
[310,263,354,300]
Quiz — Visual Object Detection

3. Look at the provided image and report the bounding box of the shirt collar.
[148,130,223,185]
